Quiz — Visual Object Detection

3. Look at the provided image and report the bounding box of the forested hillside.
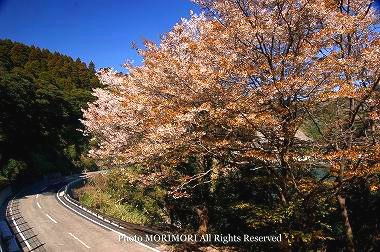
[0,39,100,185]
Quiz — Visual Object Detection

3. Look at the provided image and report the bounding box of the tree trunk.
[195,205,209,234]
[164,202,175,225]
[210,158,220,194]
[337,195,355,252]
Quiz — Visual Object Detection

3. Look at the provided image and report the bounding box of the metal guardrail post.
[5,190,46,252]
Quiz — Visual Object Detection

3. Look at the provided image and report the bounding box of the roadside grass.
[73,170,164,225]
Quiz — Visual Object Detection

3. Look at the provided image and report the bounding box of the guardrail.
[63,177,169,236]
[5,197,45,251]
[57,177,165,252]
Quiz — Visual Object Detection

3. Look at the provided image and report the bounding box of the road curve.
[14,176,157,252]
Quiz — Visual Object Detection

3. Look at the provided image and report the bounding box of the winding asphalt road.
[13,175,159,252]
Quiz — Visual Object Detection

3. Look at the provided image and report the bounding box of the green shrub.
[74,168,167,225]
[0,175,9,189]
[2,159,27,181]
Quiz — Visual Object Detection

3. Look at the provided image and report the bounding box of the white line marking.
[36,194,39,199]
[9,200,33,250]
[56,185,160,252]
[37,202,42,209]
[68,232,91,249]
[46,214,58,223]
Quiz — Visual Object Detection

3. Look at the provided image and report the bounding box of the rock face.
[295,130,312,141]
[256,130,312,142]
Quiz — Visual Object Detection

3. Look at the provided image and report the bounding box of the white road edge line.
[45,214,58,224]
[37,202,42,209]
[68,232,91,249]
[9,200,33,250]
[56,185,160,252]
[36,194,39,199]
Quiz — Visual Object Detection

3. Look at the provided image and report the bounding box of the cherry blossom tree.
[82,0,380,249]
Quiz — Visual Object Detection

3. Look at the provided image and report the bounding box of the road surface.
[13,176,158,252]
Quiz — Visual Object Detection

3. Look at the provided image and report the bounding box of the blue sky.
[0,0,199,72]
[1,0,379,72]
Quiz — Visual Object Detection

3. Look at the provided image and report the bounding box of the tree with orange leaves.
[82,0,380,250]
